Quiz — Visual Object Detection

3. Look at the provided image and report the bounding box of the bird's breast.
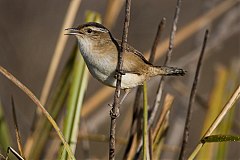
[80,48,117,82]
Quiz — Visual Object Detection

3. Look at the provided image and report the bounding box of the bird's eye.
[87,28,92,33]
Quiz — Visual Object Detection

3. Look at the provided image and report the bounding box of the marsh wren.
[65,22,185,93]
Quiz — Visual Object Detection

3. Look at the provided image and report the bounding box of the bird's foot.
[109,105,120,118]
[115,69,125,76]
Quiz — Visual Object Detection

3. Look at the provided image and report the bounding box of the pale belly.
[87,65,146,89]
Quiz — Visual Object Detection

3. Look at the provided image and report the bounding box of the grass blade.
[201,135,240,143]
[11,97,24,158]
[153,94,174,144]
[58,52,88,159]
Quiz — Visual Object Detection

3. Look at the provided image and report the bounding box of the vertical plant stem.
[143,82,148,160]
[58,52,86,160]
[147,18,166,129]
[11,97,24,158]
[165,0,182,64]
[109,0,131,160]
[153,94,174,142]
[149,18,166,64]
[179,30,209,160]
[149,129,153,160]
[109,0,131,159]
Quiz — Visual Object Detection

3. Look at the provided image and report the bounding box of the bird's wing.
[115,39,152,65]
[113,39,152,75]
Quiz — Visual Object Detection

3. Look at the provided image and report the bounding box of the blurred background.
[0,0,239,159]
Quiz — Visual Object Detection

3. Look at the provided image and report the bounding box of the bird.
[65,22,185,102]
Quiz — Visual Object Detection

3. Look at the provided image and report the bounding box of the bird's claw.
[110,107,120,118]
[116,69,125,75]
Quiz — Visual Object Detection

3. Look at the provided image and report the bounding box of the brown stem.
[149,18,166,64]
[179,30,209,160]
[11,97,25,158]
[109,0,131,159]
[164,0,182,65]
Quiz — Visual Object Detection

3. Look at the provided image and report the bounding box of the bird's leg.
[120,88,131,104]
[109,89,131,117]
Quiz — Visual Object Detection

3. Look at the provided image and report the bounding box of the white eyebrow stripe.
[93,27,108,33]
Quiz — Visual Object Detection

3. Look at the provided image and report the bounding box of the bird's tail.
[150,66,186,76]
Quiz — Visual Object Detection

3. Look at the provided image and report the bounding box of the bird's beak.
[64,28,80,35]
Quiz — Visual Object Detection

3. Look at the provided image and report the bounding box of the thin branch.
[164,0,182,64]
[148,78,164,129]
[11,97,25,158]
[149,0,182,131]
[78,133,127,145]
[188,85,240,160]
[149,18,166,63]
[153,94,174,141]
[179,30,209,160]
[0,66,75,160]
[109,0,131,159]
